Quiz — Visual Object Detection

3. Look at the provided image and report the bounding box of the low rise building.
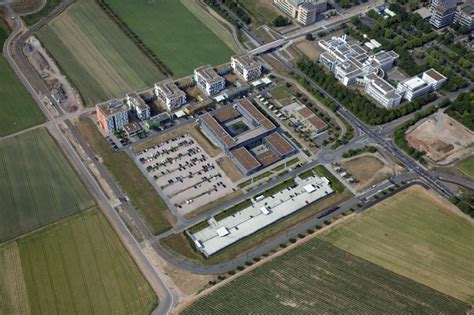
[364,73,403,108]
[154,79,187,111]
[273,0,327,25]
[126,93,150,121]
[96,99,129,135]
[454,4,474,31]
[397,68,447,101]
[231,54,263,82]
[194,65,226,96]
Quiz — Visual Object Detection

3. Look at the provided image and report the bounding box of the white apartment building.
[397,68,447,101]
[194,65,226,96]
[96,100,129,135]
[273,0,327,25]
[454,4,474,31]
[126,92,150,121]
[364,74,403,108]
[231,54,263,82]
[429,0,458,28]
[154,79,187,111]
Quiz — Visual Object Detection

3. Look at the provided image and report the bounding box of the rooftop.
[308,116,327,130]
[97,99,128,117]
[232,54,261,69]
[238,99,275,131]
[195,65,224,85]
[265,132,295,156]
[424,68,446,82]
[201,113,235,147]
[231,147,261,172]
[155,79,186,99]
[127,92,148,111]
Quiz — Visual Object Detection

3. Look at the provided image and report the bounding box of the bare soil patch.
[295,41,321,60]
[341,154,394,191]
[216,156,244,182]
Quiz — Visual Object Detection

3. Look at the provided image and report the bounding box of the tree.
[273,15,291,27]
[305,33,315,41]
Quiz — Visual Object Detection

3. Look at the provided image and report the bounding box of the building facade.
[194,65,226,96]
[273,0,327,25]
[231,54,263,82]
[96,100,129,135]
[454,4,474,31]
[397,68,447,101]
[154,79,187,111]
[363,74,403,108]
[126,93,150,121]
[429,0,458,28]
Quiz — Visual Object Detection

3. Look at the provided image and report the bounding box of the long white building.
[364,74,403,108]
[273,0,327,25]
[397,68,447,101]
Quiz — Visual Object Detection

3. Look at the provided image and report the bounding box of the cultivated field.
[0,26,45,136]
[406,112,474,164]
[183,239,469,314]
[37,0,164,105]
[0,128,94,242]
[458,155,474,178]
[0,209,158,314]
[104,0,235,77]
[320,185,474,304]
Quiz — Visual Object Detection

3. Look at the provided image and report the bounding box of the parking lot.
[135,134,236,215]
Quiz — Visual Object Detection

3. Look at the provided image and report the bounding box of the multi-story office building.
[96,100,129,135]
[273,0,327,25]
[397,68,447,101]
[454,4,474,31]
[363,74,403,108]
[154,79,187,111]
[126,93,150,121]
[194,65,226,96]
[429,0,458,28]
[231,54,263,82]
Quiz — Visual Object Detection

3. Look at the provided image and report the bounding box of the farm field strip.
[184,239,469,314]
[37,0,164,105]
[320,185,474,304]
[0,128,94,242]
[0,209,158,315]
[103,0,235,77]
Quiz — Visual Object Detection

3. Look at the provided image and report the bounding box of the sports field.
[320,185,474,304]
[0,209,158,314]
[104,0,235,77]
[37,0,165,105]
[0,128,94,242]
[0,26,44,136]
[183,239,469,314]
[458,155,474,178]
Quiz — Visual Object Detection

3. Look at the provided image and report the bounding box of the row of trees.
[296,58,438,125]
[273,15,291,27]
[445,92,474,131]
[221,0,251,24]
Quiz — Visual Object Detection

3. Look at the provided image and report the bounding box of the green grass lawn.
[270,84,296,100]
[184,238,469,314]
[0,128,94,242]
[0,209,158,314]
[238,0,281,25]
[76,117,172,234]
[458,155,474,178]
[320,185,474,304]
[104,0,235,77]
[0,26,45,136]
[37,0,164,105]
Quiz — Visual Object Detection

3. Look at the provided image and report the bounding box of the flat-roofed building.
[194,65,225,96]
[273,0,327,25]
[96,99,129,135]
[364,73,403,108]
[126,93,150,121]
[264,132,296,158]
[230,147,261,175]
[397,68,447,101]
[154,79,187,111]
[454,4,474,31]
[429,0,458,28]
[231,54,263,82]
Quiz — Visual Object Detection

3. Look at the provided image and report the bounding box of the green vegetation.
[236,0,280,25]
[458,155,474,178]
[445,92,474,131]
[342,145,377,158]
[261,178,295,197]
[214,200,253,221]
[314,165,344,193]
[272,15,291,27]
[22,0,61,26]
[37,0,164,105]
[297,58,440,125]
[183,238,469,314]
[270,84,296,100]
[238,159,299,188]
[76,117,171,234]
[0,26,44,136]
[0,128,94,242]
[104,0,235,77]
[0,209,158,314]
[221,0,252,24]
[320,185,474,303]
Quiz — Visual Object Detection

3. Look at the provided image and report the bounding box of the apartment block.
[154,79,187,111]
[429,0,458,28]
[231,54,263,82]
[397,68,447,101]
[273,0,327,25]
[96,100,129,135]
[126,93,150,121]
[194,65,226,96]
[454,4,474,31]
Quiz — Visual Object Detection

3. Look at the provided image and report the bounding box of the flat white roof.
[262,77,272,84]
[214,95,226,102]
[304,184,316,193]
[189,175,334,256]
[404,77,427,90]
[174,110,186,118]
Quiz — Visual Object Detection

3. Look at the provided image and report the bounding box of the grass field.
[0,209,158,314]
[238,0,281,25]
[37,0,164,105]
[320,185,474,304]
[76,117,172,234]
[458,155,474,178]
[0,26,45,136]
[184,239,469,314]
[0,128,94,242]
[104,0,235,77]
